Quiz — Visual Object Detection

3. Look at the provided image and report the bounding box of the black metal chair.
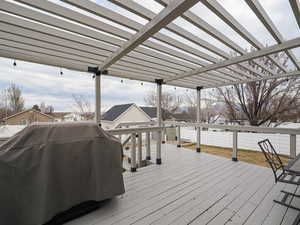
[258,139,300,211]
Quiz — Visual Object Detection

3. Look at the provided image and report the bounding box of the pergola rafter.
[245,0,300,70]
[97,0,201,70]
[166,37,300,82]
[290,0,300,29]
[0,0,298,89]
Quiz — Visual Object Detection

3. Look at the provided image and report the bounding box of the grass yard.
[182,143,290,168]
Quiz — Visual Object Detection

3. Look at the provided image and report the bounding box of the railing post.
[137,133,142,167]
[290,134,296,159]
[196,86,203,152]
[130,133,137,172]
[146,131,151,160]
[232,131,238,161]
[177,125,181,147]
[162,123,166,144]
[155,79,163,165]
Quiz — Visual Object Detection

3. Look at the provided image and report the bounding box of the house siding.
[102,105,151,129]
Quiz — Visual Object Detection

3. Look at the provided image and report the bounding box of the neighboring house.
[3,109,55,125]
[63,112,95,122]
[47,112,94,122]
[47,112,70,122]
[101,103,162,129]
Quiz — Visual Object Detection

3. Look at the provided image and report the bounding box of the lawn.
[183,143,290,168]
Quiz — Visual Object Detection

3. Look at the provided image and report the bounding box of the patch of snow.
[0,125,26,138]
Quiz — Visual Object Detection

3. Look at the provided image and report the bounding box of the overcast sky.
[0,0,299,112]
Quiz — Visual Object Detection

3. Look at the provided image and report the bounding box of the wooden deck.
[66,144,300,225]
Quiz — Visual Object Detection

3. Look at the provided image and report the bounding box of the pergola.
[0,0,300,165]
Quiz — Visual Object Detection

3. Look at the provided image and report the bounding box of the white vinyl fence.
[181,127,300,156]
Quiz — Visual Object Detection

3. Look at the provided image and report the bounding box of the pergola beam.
[166,37,300,82]
[245,0,300,70]
[98,0,200,70]
[290,0,300,29]
[209,70,300,88]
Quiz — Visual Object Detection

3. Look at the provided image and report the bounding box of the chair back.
[258,139,284,182]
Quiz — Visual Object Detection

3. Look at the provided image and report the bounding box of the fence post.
[137,133,142,167]
[177,125,181,148]
[131,133,137,172]
[146,131,151,160]
[290,134,296,159]
[232,131,238,161]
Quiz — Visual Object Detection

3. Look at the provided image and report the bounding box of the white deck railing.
[165,122,300,160]
[108,126,164,172]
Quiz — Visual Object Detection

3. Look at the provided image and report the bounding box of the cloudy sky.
[0,0,299,112]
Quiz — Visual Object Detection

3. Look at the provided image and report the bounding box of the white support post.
[156,79,163,165]
[95,71,101,125]
[196,86,202,153]
[137,133,142,167]
[177,125,181,148]
[130,133,137,172]
[232,131,238,161]
[290,134,296,159]
[146,132,151,160]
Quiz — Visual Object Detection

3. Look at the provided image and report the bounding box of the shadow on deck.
[65,144,300,225]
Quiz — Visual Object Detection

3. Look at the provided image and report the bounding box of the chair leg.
[274,199,300,211]
[281,190,300,198]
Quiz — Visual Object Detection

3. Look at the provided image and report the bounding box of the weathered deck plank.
[64,144,299,225]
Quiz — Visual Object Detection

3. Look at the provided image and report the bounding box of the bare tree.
[185,91,221,123]
[0,89,9,119]
[40,102,54,114]
[144,91,183,116]
[45,105,54,114]
[217,51,300,126]
[72,94,91,120]
[7,83,25,114]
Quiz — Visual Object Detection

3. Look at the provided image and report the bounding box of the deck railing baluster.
[146,132,151,160]
[131,133,137,172]
[137,133,142,167]
[290,134,296,159]
[232,131,238,161]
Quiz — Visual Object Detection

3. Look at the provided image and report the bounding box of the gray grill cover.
[0,122,125,225]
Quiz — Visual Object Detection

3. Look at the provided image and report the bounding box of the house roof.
[140,107,157,119]
[102,104,134,121]
[4,109,55,121]
[102,103,172,121]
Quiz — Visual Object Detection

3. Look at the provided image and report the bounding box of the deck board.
[65,144,300,225]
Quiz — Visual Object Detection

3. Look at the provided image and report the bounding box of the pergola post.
[89,67,107,126]
[95,71,101,125]
[196,86,203,153]
[156,79,163,165]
